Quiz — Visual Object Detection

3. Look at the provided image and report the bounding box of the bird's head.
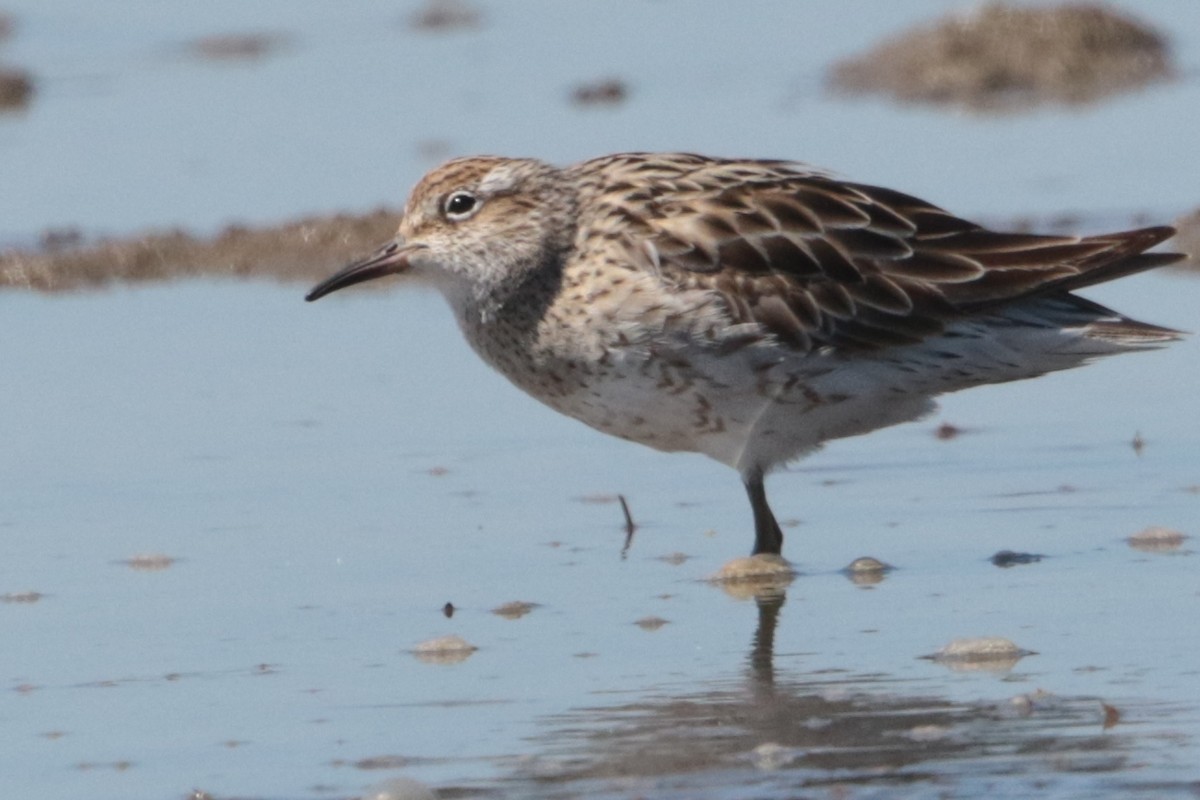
[305,156,577,308]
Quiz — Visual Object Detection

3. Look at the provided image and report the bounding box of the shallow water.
[3,273,1197,799]
[3,2,1200,799]
[3,0,1200,241]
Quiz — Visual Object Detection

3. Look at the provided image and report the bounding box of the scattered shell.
[990,550,1044,568]
[925,637,1034,672]
[571,78,629,107]
[360,776,438,800]
[634,616,669,631]
[123,553,175,571]
[1127,525,1188,553]
[1,590,43,603]
[491,601,539,620]
[828,2,1173,113]
[412,635,477,665]
[1102,702,1121,729]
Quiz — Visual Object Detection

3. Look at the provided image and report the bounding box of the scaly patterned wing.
[585,156,1181,351]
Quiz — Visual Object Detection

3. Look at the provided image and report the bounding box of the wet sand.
[828,3,1173,112]
[0,209,397,292]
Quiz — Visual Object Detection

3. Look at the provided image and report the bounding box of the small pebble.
[571,78,629,107]
[412,635,477,665]
[847,556,889,573]
[926,637,1034,672]
[0,67,34,110]
[711,554,795,600]
[1127,526,1188,553]
[990,550,1043,568]
[1,590,43,603]
[188,33,283,61]
[713,554,795,581]
[934,422,963,440]
[843,556,892,586]
[123,553,175,571]
[491,601,539,619]
[409,0,481,32]
[634,616,669,631]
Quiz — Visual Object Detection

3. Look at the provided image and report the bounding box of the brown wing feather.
[611,159,1182,351]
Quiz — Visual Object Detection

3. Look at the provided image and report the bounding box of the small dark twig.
[618,494,637,533]
[618,494,637,558]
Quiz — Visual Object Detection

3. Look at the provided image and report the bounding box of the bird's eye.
[443,191,479,219]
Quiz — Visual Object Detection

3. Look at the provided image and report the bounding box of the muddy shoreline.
[2,205,1194,294]
[0,209,398,293]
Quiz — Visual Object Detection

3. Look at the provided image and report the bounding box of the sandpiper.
[307,153,1182,557]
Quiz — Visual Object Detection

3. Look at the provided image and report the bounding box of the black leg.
[744,469,784,556]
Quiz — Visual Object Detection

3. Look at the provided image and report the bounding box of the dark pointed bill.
[305,240,421,302]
